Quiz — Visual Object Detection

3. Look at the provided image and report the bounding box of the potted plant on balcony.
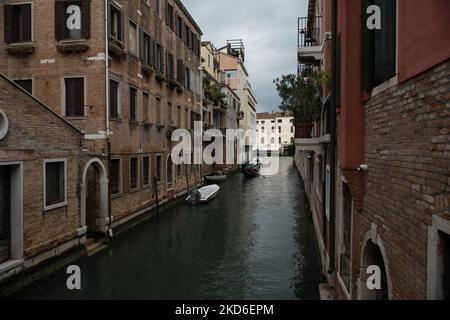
[274,71,329,138]
[203,76,226,107]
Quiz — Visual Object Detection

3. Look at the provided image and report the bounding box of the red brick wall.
[352,61,450,299]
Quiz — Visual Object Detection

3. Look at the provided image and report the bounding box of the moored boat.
[186,184,220,204]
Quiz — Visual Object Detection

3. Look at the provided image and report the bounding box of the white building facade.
[256,112,295,153]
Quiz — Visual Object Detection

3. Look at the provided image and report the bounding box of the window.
[167,156,173,187]
[142,156,150,187]
[261,137,264,144]
[271,137,275,144]
[155,43,164,73]
[140,31,153,65]
[110,158,121,196]
[361,0,397,91]
[168,102,173,125]
[130,157,138,191]
[4,3,32,44]
[44,160,66,210]
[128,20,138,55]
[225,70,238,79]
[109,4,123,42]
[278,119,282,123]
[185,67,191,90]
[55,0,90,40]
[156,155,162,182]
[166,3,174,30]
[271,127,275,133]
[156,97,162,125]
[185,25,191,47]
[291,126,294,133]
[176,15,183,38]
[65,77,85,117]
[143,92,150,122]
[340,183,353,291]
[129,87,137,121]
[177,106,181,128]
[278,126,281,134]
[155,0,160,16]
[261,127,265,133]
[279,137,282,144]
[167,52,174,80]
[110,79,119,118]
[14,79,32,94]
[177,59,184,84]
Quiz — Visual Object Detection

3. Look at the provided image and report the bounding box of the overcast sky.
[183,0,308,113]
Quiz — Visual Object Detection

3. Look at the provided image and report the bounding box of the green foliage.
[203,76,226,106]
[273,71,330,124]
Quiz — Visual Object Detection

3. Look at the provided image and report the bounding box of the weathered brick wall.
[352,61,450,299]
[0,0,203,228]
[0,76,83,259]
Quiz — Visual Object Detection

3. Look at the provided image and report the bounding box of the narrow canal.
[16,157,322,300]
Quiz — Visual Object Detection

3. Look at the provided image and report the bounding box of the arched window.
[271,137,275,144]
[271,126,275,133]
[261,127,265,133]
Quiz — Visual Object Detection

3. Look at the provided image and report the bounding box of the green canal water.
[16,157,322,300]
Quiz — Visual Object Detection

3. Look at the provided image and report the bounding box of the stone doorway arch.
[359,227,393,300]
[80,158,109,235]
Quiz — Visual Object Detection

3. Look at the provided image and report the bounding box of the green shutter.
[373,0,396,85]
[81,0,91,39]
[4,5,13,44]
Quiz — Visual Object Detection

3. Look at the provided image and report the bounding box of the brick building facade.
[0,0,206,290]
[0,0,203,236]
[296,0,450,300]
[0,74,85,286]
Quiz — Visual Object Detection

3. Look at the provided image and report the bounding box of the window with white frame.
[65,77,85,117]
[44,160,67,210]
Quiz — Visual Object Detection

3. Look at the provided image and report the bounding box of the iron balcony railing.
[298,16,322,48]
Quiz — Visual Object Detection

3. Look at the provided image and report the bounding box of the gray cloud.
[183,0,308,112]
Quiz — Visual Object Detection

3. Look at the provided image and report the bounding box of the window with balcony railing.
[298,16,322,48]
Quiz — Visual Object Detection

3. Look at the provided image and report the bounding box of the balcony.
[298,16,323,64]
[295,134,330,153]
[213,101,228,113]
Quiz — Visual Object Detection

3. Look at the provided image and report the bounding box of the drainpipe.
[105,0,113,238]
[328,0,338,275]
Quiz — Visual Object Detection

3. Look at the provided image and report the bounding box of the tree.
[273,71,330,124]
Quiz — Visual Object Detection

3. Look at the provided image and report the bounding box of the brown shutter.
[81,0,91,39]
[22,4,32,42]
[4,5,13,44]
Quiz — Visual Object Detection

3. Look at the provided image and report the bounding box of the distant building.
[256,112,294,154]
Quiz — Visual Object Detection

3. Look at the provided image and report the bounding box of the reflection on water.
[16,157,321,300]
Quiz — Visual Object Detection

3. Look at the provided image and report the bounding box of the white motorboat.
[186,184,220,204]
